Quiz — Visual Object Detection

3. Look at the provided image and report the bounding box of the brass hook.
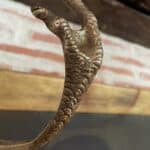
[0,0,103,149]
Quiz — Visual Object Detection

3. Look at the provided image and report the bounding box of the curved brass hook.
[0,0,103,149]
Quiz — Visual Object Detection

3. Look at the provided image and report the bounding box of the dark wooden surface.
[118,0,150,15]
[0,110,150,150]
[15,0,150,48]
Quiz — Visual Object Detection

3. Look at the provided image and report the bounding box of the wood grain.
[0,70,150,115]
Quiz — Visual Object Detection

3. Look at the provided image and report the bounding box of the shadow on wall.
[51,135,110,150]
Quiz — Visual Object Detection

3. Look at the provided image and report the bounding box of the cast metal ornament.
[0,0,103,149]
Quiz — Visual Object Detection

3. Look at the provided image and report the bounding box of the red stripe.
[31,69,103,84]
[101,65,134,76]
[112,56,145,67]
[32,32,61,44]
[102,38,125,49]
[0,63,12,70]
[0,8,39,23]
[93,78,105,84]
[31,68,64,78]
[30,69,150,90]
[115,81,150,90]
[95,75,149,90]
[140,72,150,81]
[0,44,64,63]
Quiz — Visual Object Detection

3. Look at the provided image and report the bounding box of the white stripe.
[0,51,65,74]
[97,69,150,89]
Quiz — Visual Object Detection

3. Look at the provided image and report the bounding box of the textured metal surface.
[0,0,103,149]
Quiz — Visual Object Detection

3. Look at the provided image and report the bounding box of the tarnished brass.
[0,0,103,149]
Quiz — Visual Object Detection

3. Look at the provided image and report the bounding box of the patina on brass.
[0,0,103,149]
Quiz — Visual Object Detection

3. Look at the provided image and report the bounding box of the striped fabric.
[0,0,150,90]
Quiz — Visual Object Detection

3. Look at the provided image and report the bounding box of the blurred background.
[0,0,150,149]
